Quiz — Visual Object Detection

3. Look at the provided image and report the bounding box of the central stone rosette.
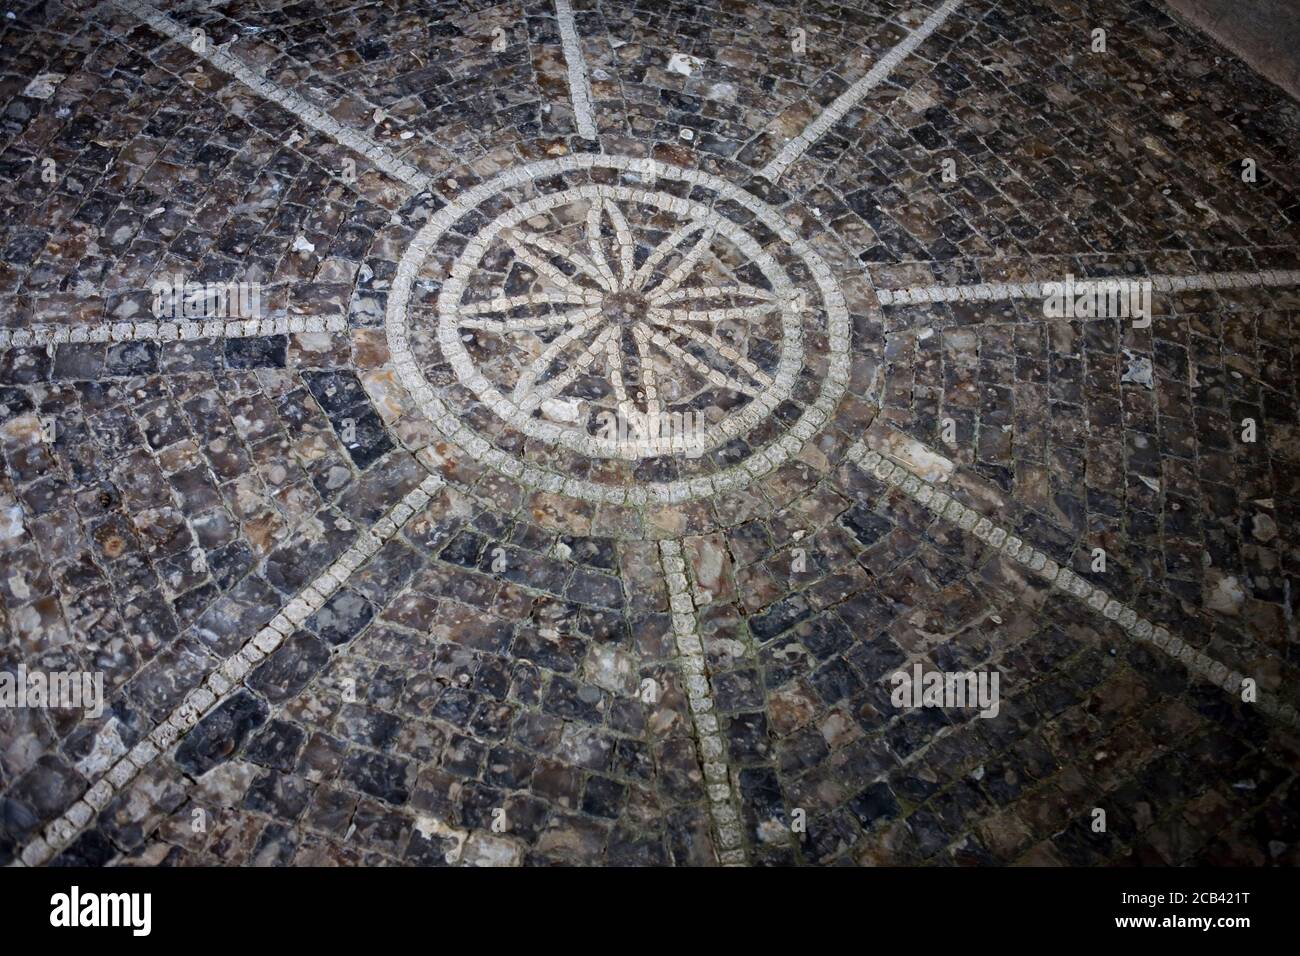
[433,179,803,460]
[600,289,647,327]
[387,154,851,503]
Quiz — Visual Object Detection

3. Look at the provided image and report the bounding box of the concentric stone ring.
[386,154,853,504]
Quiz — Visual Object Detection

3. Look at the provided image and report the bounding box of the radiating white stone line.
[759,0,964,182]
[554,0,598,140]
[646,229,718,301]
[458,291,604,315]
[456,311,590,333]
[14,472,446,867]
[585,201,620,291]
[658,540,748,865]
[605,332,630,406]
[0,315,346,350]
[509,308,604,402]
[648,303,780,323]
[650,283,778,306]
[520,226,611,292]
[501,228,601,295]
[633,220,711,290]
[646,327,763,397]
[663,323,775,389]
[516,325,616,412]
[602,199,636,285]
[874,268,1300,306]
[844,439,1300,732]
[631,323,663,427]
[101,0,433,192]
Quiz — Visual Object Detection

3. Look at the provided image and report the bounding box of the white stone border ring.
[386,153,854,505]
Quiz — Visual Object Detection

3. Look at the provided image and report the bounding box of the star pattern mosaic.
[0,0,1298,869]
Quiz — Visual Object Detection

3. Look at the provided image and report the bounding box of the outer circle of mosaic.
[386,154,854,505]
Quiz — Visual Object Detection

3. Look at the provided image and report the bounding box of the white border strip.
[845,440,1300,731]
[659,540,747,865]
[759,0,963,182]
[0,315,346,350]
[14,473,445,867]
[104,0,433,191]
[554,0,598,140]
[875,269,1300,306]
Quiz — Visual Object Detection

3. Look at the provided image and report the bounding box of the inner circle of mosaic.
[386,154,853,504]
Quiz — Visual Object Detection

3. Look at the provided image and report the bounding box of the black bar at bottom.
[1,865,1290,943]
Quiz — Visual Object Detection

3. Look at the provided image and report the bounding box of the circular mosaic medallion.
[386,154,853,504]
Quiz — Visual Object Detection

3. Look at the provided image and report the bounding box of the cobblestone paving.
[1,0,1298,867]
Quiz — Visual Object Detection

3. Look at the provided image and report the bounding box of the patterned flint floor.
[1,0,1299,867]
